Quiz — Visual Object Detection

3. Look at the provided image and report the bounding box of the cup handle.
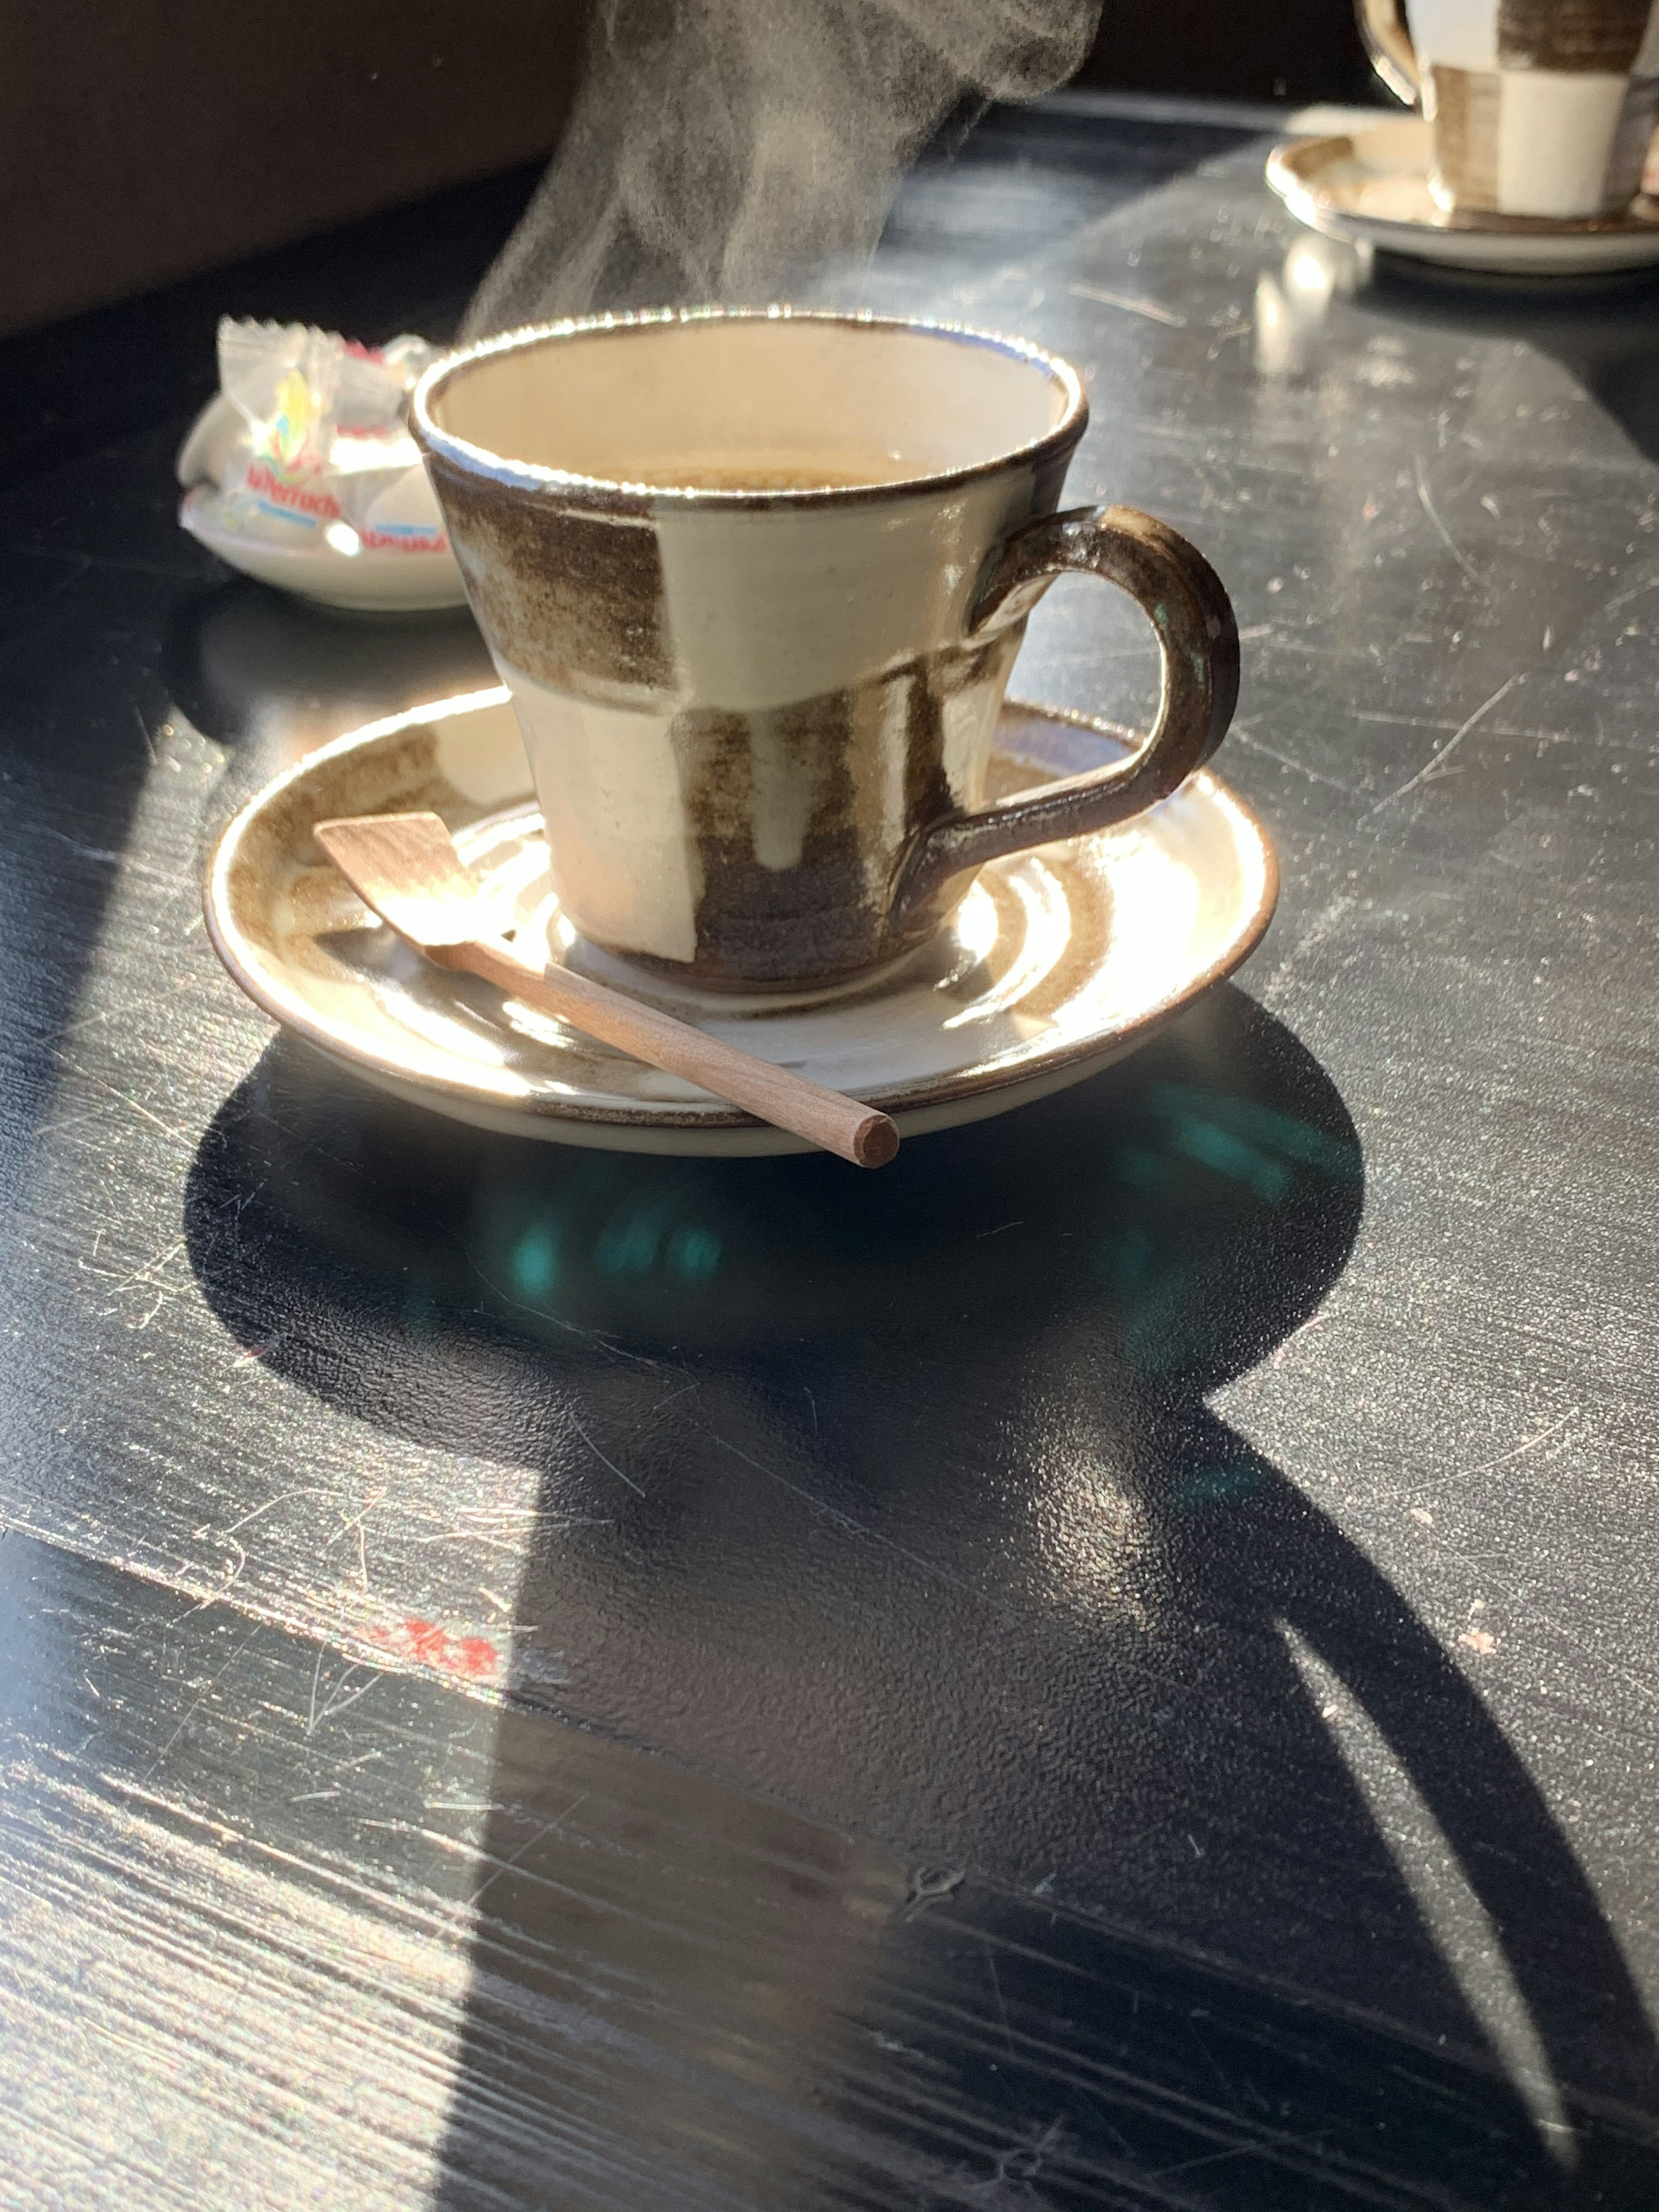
[1355,0,1420,105]
[892,505,1239,920]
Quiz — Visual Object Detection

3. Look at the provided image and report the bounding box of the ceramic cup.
[412,309,1238,993]
[1358,0,1659,217]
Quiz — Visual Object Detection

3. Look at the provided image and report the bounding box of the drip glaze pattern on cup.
[413,309,1238,993]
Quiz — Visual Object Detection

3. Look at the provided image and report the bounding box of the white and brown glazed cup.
[1358,0,1659,217]
[412,308,1239,994]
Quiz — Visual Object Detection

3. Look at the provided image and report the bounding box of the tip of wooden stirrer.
[852,1111,900,1170]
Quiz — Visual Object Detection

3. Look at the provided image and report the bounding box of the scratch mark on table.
[143,1622,266,1776]
[711,1430,1075,1630]
[38,826,176,885]
[51,1055,193,1146]
[903,1866,965,1920]
[1067,281,1189,327]
[305,1651,382,1735]
[471,1792,589,1906]
[1414,453,1481,584]
[1366,674,1522,816]
[173,1535,249,1622]
[304,1646,325,1737]
[715,1434,866,1535]
[129,700,159,767]
[1450,1415,1571,1482]
[1228,724,1360,795]
[467,1255,658,1365]
[994,2113,1068,2185]
[985,1941,1016,2058]
[1599,572,1659,620]
[80,1237,185,1296]
[565,1411,644,1497]
[1147,2124,1331,2183]
[205,1489,340,1541]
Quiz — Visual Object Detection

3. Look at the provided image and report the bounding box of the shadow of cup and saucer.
[183,970,1659,2205]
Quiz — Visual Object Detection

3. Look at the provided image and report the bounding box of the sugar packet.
[331,439,451,557]
[182,320,447,554]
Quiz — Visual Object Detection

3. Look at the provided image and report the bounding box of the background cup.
[413,310,1237,995]
[1357,0,1659,218]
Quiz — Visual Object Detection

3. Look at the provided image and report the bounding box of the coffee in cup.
[413,309,1238,993]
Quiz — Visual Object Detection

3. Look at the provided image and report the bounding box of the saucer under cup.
[1268,115,1659,273]
[204,690,1277,1155]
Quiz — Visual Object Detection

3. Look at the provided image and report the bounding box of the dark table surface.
[2,92,1656,2211]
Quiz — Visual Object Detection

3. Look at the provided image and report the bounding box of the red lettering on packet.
[244,459,341,520]
[359,525,448,554]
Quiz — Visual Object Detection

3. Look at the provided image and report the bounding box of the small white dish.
[203,689,1278,1155]
[179,484,469,613]
[1268,115,1659,274]
[175,391,246,489]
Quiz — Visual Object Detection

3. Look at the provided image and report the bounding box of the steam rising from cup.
[461,0,1103,334]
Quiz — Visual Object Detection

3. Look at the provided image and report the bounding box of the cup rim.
[410,305,1089,512]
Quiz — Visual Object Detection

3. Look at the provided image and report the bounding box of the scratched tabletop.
[1,93,1656,2210]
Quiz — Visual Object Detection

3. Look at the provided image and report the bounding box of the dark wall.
[0,0,1381,340]
[0,0,587,337]
[1078,0,1380,105]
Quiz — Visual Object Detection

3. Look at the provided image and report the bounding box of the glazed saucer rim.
[203,691,1279,1149]
[1268,118,1659,271]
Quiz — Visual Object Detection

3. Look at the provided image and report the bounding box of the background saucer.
[1269,116,1659,274]
[204,690,1277,1154]
[180,486,469,612]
